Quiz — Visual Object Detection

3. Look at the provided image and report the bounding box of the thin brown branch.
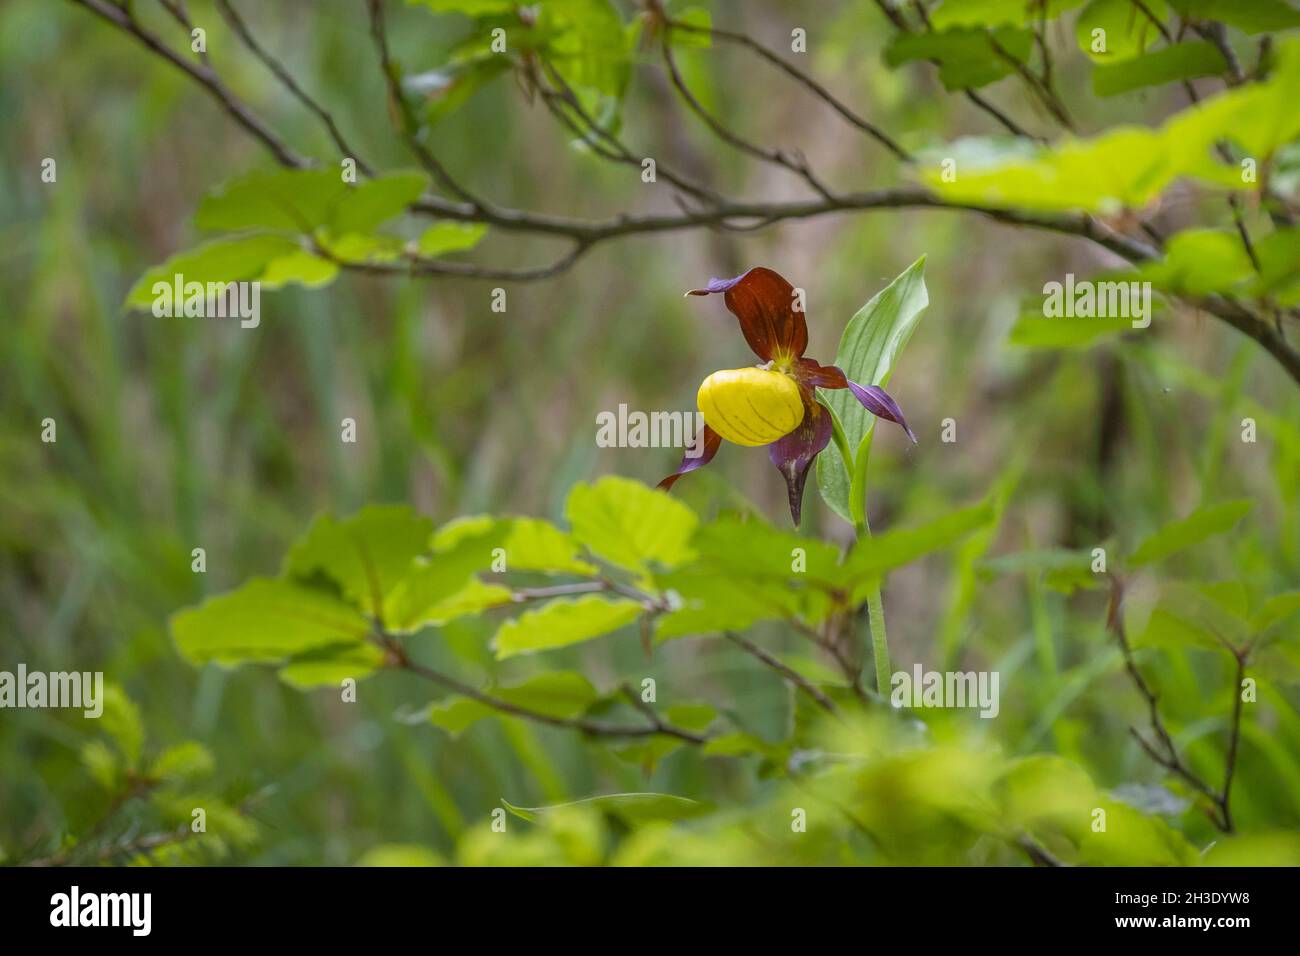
[903,0,1047,140]
[215,0,374,175]
[724,631,839,714]
[667,18,911,162]
[67,0,1300,386]
[660,31,835,199]
[1107,576,1242,831]
[67,0,309,168]
[383,636,707,744]
[1221,652,1246,833]
[365,0,482,206]
[157,0,210,68]
[1016,833,1066,867]
[535,59,722,205]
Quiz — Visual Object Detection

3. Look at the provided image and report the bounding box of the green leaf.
[149,741,215,782]
[501,792,711,824]
[259,250,339,289]
[328,171,429,234]
[409,0,517,15]
[383,522,511,632]
[1093,42,1227,96]
[1167,0,1300,34]
[1078,799,1198,865]
[1077,0,1166,62]
[427,671,600,734]
[171,578,370,666]
[1127,498,1253,567]
[81,740,119,790]
[195,169,350,233]
[355,844,446,867]
[539,0,631,100]
[817,256,928,525]
[669,6,713,48]
[124,235,305,308]
[493,595,642,659]
[653,568,810,640]
[1202,832,1300,866]
[980,547,1099,578]
[565,477,697,575]
[884,27,1034,90]
[1253,591,1300,635]
[842,501,997,586]
[931,0,1086,29]
[1163,39,1300,161]
[1251,228,1300,305]
[1133,582,1252,652]
[416,221,489,256]
[434,515,596,575]
[924,40,1300,213]
[1008,310,1136,349]
[318,232,406,265]
[278,642,386,688]
[690,515,845,585]
[1132,228,1256,296]
[99,686,144,767]
[701,732,787,761]
[197,168,426,236]
[285,505,435,617]
[417,56,512,126]
[923,125,1176,213]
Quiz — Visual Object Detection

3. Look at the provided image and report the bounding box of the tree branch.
[666,17,911,162]
[67,0,309,168]
[1106,576,1244,832]
[215,0,374,175]
[660,30,834,199]
[379,633,707,745]
[724,631,839,714]
[66,0,1300,386]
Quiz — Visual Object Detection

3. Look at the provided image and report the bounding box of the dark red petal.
[767,398,833,526]
[657,425,723,492]
[848,381,917,443]
[687,267,808,362]
[792,358,849,389]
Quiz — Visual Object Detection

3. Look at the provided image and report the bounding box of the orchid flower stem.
[857,515,892,697]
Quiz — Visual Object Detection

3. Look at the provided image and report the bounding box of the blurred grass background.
[2,0,1298,863]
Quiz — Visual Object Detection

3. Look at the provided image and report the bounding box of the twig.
[535,59,721,204]
[667,17,911,162]
[901,0,1047,140]
[1106,576,1244,832]
[381,634,707,744]
[1221,652,1246,832]
[1016,833,1066,867]
[724,631,839,714]
[660,31,835,199]
[65,0,1300,385]
[365,0,482,206]
[215,0,374,175]
[67,0,309,168]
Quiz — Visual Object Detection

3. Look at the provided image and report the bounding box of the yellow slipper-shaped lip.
[697,367,805,447]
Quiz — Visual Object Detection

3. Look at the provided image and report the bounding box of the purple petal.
[658,425,722,492]
[847,382,917,444]
[767,400,833,526]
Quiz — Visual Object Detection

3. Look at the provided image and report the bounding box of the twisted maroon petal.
[792,357,849,389]
[847,381,917,443]
[657,425,723,492]
[687,267,808,362]
[767,398,833,526]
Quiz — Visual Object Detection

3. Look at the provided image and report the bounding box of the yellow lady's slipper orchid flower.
[660,267,916,524]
